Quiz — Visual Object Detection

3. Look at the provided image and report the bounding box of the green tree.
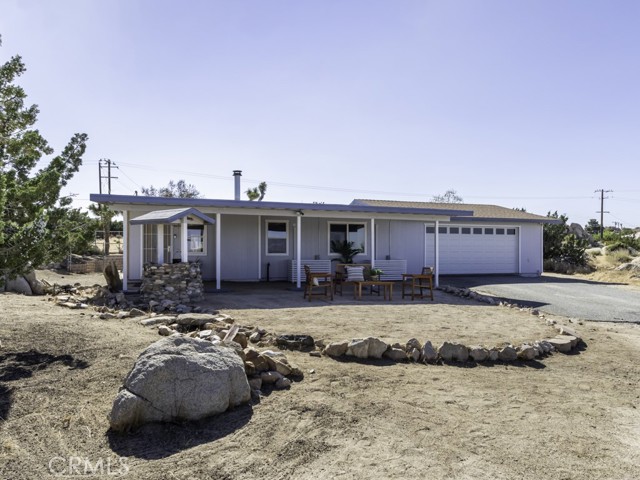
[141,179,201,198]
[246,181,267,201]
[544,211,588,267]
[47,198,98,259]
[88,203,117,255]
[431,189,463,203]
[0,38,88,281]
[585,218,601,236]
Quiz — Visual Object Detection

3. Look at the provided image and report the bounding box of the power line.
[114,161,596,200]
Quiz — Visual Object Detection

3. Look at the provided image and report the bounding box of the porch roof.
[128,207,216,225]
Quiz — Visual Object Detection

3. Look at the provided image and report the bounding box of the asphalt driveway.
[440,274,640,323]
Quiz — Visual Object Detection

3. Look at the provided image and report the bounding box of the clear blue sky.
[2,0,639,228]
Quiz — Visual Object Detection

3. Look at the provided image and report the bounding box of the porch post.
[122,210,128,292]
[216,213,221,290]
[257,215,262,281]
[157,224,164,264]
[370,217,375,268]
[181,217,188,263]
[296,213,302,289]
[434,220,440,287]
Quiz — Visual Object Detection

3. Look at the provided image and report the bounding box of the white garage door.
[425,225,519,274]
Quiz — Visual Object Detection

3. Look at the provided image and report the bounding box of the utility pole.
[98,159,118,194]
[595,189,612,240]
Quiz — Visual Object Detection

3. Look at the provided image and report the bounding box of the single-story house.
[90,175,558,292]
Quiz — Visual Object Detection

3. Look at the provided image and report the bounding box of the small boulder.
[260,371,284,385]
[158,325,173,336]
[275,377,292,389]
[517,345,537,361]
[498,346,517,362]
[547,336,574,353]
[323,341,349,358]
[469,346,489,362]
[438,342,468,362]
[366,337,389,359]
[420,341,438,364]
[407,348,421,362]
[346,339,369,359]
[176,313,220,327]
[383,348,408,362]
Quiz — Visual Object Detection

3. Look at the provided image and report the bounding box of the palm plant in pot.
[330,240,363,264]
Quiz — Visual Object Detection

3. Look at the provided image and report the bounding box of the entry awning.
[129,208,216,225]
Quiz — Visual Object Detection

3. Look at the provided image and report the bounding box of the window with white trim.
[329,223,366,254]
[266,221,289,255]
[507,228,517,235]
[187,225,206,255]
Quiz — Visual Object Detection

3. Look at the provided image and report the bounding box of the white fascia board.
[122,205,451,222]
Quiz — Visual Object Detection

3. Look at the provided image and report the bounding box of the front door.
[172,225,182,262]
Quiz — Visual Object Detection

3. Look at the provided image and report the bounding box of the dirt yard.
[1,271,639,479]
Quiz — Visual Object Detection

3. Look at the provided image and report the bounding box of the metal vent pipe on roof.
[233,170,242,200]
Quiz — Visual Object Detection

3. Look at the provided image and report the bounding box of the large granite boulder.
[104,261,123,292]
[23,269,45,295]
[5,276,33,295]
[109,336,250,431]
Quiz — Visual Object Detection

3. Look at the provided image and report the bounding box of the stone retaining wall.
[140,262,204,306]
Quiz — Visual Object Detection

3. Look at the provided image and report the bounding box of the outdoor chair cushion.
[345,266,365,282]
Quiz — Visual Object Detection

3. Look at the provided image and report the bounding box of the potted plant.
[369,267,383,281]
[330,240,363,264]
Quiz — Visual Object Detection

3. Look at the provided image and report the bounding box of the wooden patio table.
[353,281,394,301]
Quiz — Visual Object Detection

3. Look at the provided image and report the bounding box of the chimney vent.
[233,170,242,200]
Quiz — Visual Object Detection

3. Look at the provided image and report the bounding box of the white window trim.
[327,221,368,257]
[187,224,207,257]
[265,220,290,256]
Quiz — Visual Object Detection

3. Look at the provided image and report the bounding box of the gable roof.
[129,208,216,225]
[351,199,557,223]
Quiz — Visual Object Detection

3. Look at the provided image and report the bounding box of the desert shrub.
[544,259,594,274]
[607,242,628,252]
[609,250,632,264]
[543,212,589,269]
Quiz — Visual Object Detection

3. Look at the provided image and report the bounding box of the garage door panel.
[426,225,518,274]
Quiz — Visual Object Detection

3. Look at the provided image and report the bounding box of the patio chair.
[402,266,434,301]
[303,264,334,301]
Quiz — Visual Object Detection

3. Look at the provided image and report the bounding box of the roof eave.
[89,194,474,217]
